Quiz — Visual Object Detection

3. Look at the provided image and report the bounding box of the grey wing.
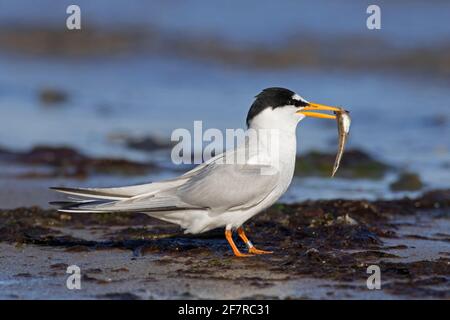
[176,162,280,211]
[51,136,250,202]
[55,139,279,213]
[59,163,279,213]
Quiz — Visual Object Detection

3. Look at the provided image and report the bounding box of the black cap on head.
[246,87,307,126]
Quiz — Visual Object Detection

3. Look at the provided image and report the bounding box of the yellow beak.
[296,102,343,119]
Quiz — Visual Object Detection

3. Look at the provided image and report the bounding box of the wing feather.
[52,137,280,213]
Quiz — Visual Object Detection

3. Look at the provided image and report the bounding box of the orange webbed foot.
[248,247,273,255]
[225,229,254,257]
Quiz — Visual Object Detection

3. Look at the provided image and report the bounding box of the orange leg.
[225,229,252,257]
[237,227,273,255]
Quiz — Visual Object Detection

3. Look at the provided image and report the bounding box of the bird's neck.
[248,115,298,150]
[249,119,299,134]
[246,107,300,171]
[248,106,301,134]
[246,122,297,170]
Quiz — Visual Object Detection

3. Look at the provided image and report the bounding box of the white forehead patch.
[292,93,308,103]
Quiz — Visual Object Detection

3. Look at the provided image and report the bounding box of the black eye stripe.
[294,99,308,107]
[289,99,300,106]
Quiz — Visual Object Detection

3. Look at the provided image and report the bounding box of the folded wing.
[52,139,279,214]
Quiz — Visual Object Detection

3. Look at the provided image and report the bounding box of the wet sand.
[0,189,448,299]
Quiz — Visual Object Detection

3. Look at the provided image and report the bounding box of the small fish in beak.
[332,109,351,177]
[296,102,351,177]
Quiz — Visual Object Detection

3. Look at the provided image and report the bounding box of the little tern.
[51,87,343,257]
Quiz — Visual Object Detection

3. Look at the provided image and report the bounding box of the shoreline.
[1,189,448,299]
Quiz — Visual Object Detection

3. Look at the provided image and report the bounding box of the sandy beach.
[1,184,448,299]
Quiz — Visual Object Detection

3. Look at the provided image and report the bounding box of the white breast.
[167,106,302,233]
[223,129,297,229]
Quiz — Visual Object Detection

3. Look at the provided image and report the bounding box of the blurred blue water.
[1,53,448,199]
[0,0,449,200]
[2,0,450,47]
